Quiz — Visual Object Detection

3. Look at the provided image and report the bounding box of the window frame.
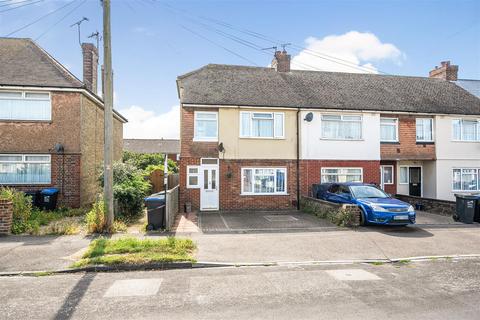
[320,167,364,183]
[452,168,480,192]
[240,167,287,195]
[452,118,480,142]
[380,117,399,142]
[0,154,51,185]
[186,165,201,189]
[320,113,363,141]
[239,111,285,139]
[0,90,52,121]
[416,118,434,142]
[193,111,218,142]
[381,165,394,185]
[399,166,409,184]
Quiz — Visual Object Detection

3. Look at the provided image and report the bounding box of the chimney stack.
[81,42,99,94]
[429,61,458,81]
[272,50,291,72]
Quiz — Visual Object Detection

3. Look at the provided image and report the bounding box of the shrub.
[0,187,34,234]
[85,200,105,233]
[123,150,178,173]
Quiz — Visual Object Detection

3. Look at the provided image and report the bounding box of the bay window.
[380,118,398,142]
[452,119,479,141]
[240,112,284,138]
[0,154,51,184]
[0,91,51,121]
[321,114,362,140]
[194,111,218,141]
[321,168,363,183]
[416,118,434,142]
[241,168,286,195]
[452,168,479,191]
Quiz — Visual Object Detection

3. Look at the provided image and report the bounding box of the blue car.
[314,182,416,225]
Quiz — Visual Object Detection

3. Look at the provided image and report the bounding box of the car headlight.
[408,205,415,212]
[371,204,388,212]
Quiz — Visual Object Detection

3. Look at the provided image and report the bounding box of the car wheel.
[359,209,367,226]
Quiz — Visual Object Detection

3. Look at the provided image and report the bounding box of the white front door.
[200,166,219,211]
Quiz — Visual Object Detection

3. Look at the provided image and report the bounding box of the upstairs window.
[416,118,434,142]
[0,91,51,121]
[0,154,51,184]
[380,118,398,142]
[194,111,218,141]
[240,112,284,138]
[452,119,479,141]
[321,114,362,140]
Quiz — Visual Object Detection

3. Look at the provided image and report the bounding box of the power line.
[0,0,36,8]
[0,0,44,13]
[35,0,86,41]
[4,0,77,37]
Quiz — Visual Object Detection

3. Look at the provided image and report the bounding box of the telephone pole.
[103,0,114,231]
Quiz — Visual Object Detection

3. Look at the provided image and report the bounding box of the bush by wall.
[300,196,361,227]
[123,151,178,173]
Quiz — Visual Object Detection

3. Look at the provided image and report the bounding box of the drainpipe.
[296,108,300,210]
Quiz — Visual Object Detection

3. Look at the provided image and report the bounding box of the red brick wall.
[180,106,219,158]
[0,200,13,235]
[300,160,381,196]
[179,157,202,212]
[380,115,435,160]
[6,153,81,208]
[381,160,397,195]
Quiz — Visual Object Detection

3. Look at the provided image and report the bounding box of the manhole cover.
[264,215,299,222]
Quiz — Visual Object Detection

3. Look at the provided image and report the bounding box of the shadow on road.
[359,225,435,238]
[54,273,96,320]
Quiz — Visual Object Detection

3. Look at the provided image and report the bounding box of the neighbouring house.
[123,138,180,161]
[0,38,127,208]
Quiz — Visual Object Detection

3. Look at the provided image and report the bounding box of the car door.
[325,184,340,202]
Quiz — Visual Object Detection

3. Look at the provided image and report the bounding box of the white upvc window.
[321,168,363,183]
[194,111,218,141]
[381,165,394,185]
[0,91,51,121]
[321,114,362,140]
[241,167,287,195]
[240,111,284,139]
[380,118,398,142]
[452,168,479,191]
[416,118,434,142]
[0,154,51,184]
[186,166,200,188]
[399,166,409,184]
[452,119,480,142]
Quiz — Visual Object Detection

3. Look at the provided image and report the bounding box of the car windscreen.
[350,185,389,199]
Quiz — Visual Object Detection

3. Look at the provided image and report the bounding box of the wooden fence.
[149,170,179,193]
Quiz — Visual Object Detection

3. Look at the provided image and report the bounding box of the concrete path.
[1,259,480,319]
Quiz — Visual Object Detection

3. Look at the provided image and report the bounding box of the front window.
[240,112,284,138]
[416,118,434,142]
[241,168,286,195]
[453,168,479,191]
[452,119,479,141]
[186,166,200,188]
[399,166,408,184]
[0,91,51,121]
[380,118,398,142]
[382,166,394,184]
[350,185,389,199]
[194,112,218,141]
[0,154,51,184]
[321,114,362,140]
[321,168,363,183]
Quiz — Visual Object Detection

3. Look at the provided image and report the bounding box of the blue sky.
[1,0,479,138]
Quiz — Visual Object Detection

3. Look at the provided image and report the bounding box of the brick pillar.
[0,200,13,235]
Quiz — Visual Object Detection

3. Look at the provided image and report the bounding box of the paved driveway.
[198,210,337,233]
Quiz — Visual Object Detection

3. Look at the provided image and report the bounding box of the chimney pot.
[272,50,291,72]
[82,43,99,94]
[429,60,458,81]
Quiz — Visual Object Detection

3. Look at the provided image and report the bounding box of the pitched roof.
[0,38,84,88]
[177,64,480,115]
[455,79,480,98]
[123,139,180,154]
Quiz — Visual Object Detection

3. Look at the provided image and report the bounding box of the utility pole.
[102,0,114,231]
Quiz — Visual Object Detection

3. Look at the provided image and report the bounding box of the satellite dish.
[304,112,314,122]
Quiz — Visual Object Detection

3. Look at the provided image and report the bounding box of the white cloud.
[119,105,180,139]
[291,31,404,74]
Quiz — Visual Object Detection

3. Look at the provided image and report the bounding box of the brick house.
[0,38,127,208]
[177,52,480,211]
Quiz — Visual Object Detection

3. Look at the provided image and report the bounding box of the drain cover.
[264,215,299,222]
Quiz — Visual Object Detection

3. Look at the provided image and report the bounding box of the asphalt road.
[1,258,480,320]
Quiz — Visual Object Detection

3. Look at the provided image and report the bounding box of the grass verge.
[72,237,196,268]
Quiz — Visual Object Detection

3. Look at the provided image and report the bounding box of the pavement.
[1,258,480,319]
[0,210,479,272]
